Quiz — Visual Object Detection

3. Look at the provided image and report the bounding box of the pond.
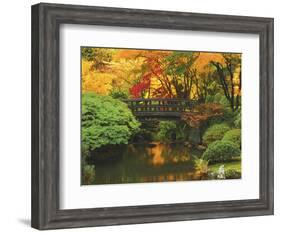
[85,142,205,185]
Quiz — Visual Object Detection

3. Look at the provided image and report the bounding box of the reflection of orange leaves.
[149,144,165,166]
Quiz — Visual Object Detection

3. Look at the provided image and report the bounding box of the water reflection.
[87,142,203,185]
[146,142,191,166]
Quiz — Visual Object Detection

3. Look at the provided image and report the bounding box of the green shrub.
[222,107,239,126]
[156,121,177,141]
[206,95,214,103]
[202,140,240,163]
[213,93,233,109]
[155,121,187,141]
[219,96,230,108]
[234,111,241,128]
[223,129,241,147]
[82,93,140,151]
[193,156,209,175]
[225,169,241,179]
[82,164,95,185]
[109,89,129,100]
[213,93,223,103]
[202,123,230,145]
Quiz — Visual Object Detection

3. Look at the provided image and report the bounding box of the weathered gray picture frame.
[31,3,274,230]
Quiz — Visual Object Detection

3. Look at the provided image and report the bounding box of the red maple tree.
[129,73,152,98]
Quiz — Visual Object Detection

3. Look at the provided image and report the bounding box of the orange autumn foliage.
[181,103,223,128]
[81,47,241,108]
[193,52,225,72]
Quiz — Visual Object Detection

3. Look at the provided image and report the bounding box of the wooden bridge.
[123,98,197,120]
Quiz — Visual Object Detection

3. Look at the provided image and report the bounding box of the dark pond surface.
[87,142,204,185]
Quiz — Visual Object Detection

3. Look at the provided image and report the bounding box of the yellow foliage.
[194,52,225,72]
[82,60,115,95]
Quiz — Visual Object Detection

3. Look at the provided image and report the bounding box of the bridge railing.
[123,98,196,113]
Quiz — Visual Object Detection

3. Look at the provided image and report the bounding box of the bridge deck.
[124,98,196,119]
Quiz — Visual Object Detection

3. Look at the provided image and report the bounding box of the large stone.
[188,128,201,145]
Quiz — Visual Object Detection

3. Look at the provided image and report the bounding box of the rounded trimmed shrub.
[223,129,241,147]
[202,140,241,163]
[202,123,230,145]
[82,93,140,151]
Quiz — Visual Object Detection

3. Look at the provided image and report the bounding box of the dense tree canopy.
[81,48,241,111]
[211,54,241,111]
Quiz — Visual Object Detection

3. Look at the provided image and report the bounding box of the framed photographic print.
[31,3,274,230]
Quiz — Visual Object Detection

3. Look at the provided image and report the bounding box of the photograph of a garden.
[81,47,242,185]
